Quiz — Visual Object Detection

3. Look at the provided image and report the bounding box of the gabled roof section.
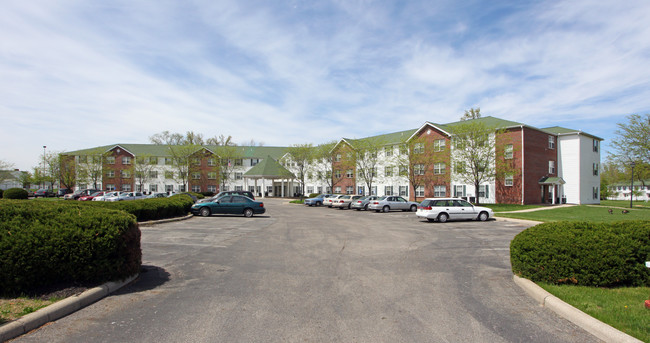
[542,126,604,141]
[441,116,525,133]
[243,156,295,178]
[342,128,417,149]
[65,144,290,158]
[407,122,452,141]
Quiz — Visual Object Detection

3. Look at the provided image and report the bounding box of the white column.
[551,185,556,204]
[261,178,265,199]
[281,179,285,198]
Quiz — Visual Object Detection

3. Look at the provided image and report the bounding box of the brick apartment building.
[62,116,602,204]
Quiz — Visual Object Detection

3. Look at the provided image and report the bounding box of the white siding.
[558,134,601,204]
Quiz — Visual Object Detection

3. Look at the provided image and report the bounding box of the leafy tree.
[610,113,650,188]
[0,159,15,185]
[134,154,157,193]
[396,136,440,200]
[77,148,110,189]
[58,154,77,190]
[208,134,240,190]
[313,141,337,193]
[352,137,389,196]
[461,107,482,121]
[286,143,315,199]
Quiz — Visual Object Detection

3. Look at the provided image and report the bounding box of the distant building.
[607,180,650,202]
[0,169,28,190]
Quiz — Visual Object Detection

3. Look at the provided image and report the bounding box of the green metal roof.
[437,116,525,133]
[64,144,290,158]
[538,176,566,184]
[243,156,295,178]
[542,126,604,140]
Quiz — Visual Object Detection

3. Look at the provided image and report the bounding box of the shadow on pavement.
[114,265,171,294]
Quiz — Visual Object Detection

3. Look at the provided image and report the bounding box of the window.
[192,172,201,180]
[455,185,465,197]
[371,186,377,195]
[248,186,255,193]
[120,156,130,165]
[593,139,599,152]
[358,186,365,195]
[593,187,599,200]
[106,156,115,164]
[385,146,393,157]
[121,184,131,191]
[335,186,341,193]
[192,185,201,192]
[121,170,131,178]
[478,185,489,198]
[505,174,514,187]
[346,186,354,194]
[106,170,115,178]
[191,158,200,166]
[346,169,354,178]
[414,143,424,154]
[234,159,243,166]
[208,172,217,179]
[434,185,446,197]
[149,171,158,178]
[208,185,217,193]
[434,139,445,152]
[549,161,556,174]
[593,163,599,176]
[335,170,342,179]
[548,136,556,149]
[385,166,393,177]
[149,184,158,192]
[399,166,408,176]
[235,185,243,191]
[335,154,341,162]
[251,158,260,166]
[399,144,408,155]
[414,164,425,175]
[164,158,172,165]
[106,184,115,191]
[415,185,425,197]
[207,158,216,166]
[150,156,158,165]
[165,171,174,179]
[166,184,174,193]
[307,186,314,194]
[384,186,393,196]
[399,186,407,196]
[505,144,513,159]
[434,163,446,175]
[370,167,377,177]
[235,172,243,180]
[346,152,353,160]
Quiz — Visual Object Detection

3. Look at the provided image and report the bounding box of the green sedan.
[191,195,266,218]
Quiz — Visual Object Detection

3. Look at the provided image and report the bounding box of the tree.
[396,136,440,201]
[58,154,77,190]
[451,117,500,205]
[77,148,110,189]
[313,141,337,193]
[286,143,315,199]
[610,114,650,189]
[0,159,15,186]
[134,154,157,193]
[352,137,388,197]
[461,107,482,121]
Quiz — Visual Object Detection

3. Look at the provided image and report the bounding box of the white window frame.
[434,139,445,152]
[549,161,556,174]
[548,136,556,149]
[415,185,425,197]
[434,163,446,175]
[505,174,514,187]
[505,144,513,159]
[434,185,446,197]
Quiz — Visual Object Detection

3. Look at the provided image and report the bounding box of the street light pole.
[42,146,47,190]
[630,161,636,209]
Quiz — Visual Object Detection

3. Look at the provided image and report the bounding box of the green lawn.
[538,283,650,342]
[496,205,650,222]
[481,204,545,212]
[599,200,650,209]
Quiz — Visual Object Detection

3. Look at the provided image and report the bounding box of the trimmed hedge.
[510,221,650,287]
[0,200,141,295]
[96,195,194,222]
[3,188,28,199]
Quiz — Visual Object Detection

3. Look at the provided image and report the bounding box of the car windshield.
[376,196,387,200]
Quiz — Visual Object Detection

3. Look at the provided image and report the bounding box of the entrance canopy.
[538,176,566,185]
[243,156,296,198]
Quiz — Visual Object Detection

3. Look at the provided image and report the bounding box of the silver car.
[331,195,363,209]
[324,195,345,208]
[367,196,419,213]
[350,195,380,211]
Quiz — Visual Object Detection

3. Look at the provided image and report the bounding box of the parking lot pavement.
[13,199,598,343]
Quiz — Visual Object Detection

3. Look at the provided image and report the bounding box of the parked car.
[146,192,168,199]
[214,190,255,200]
[33,188,55,198]
[105,191,146,202]
[324,194,345,208]
[57,188,72,197]
[65,189,99,200]
[416,198,493,223]
[304,194,332,207]
[79,191,106,201]
[368,196,419,213]
[350,195,380,211]
[93,191,121,201]
[191,195,265,217]
[331,195,363,209]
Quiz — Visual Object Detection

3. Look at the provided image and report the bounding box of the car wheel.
[348,203,351,209]
[410,205,417,212]
[364,204,368,211]
[244,208,254,217]
[200,207,211,217]
[437,213,448,223]
[478,211,489,221]
[316,201,322,207]
[382,206,390,213]
[356,208,361,211]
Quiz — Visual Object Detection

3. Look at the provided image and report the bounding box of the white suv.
[416,198,493,223]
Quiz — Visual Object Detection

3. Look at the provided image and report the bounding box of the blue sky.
[1,0,649,171]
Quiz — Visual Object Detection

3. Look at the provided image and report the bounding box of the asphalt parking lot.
[13,198,598,342]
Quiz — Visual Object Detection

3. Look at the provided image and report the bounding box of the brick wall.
[522,127,558,204]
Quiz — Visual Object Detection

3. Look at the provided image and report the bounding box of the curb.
[513,275,642,343]
[138,213,194,227]
[0,274,138,342]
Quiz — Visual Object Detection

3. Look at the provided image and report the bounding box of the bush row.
[510,221,650,287]
[2,187,28,199]
[0,200,141,295]
[87,195,195,222]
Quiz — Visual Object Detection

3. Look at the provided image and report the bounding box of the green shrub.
[308,193,320,198]
[0,200,141,295]
[200,191,215,197]
[50,195,194,222]
[3,188,28,199]
[510,221,650,287]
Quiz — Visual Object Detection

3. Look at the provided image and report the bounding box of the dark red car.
[79,191,105,201]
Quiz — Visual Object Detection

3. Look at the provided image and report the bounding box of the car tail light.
[372,201,379,204]
[259,203,264,207]
[419,206,432,210]
[339,200,344,203]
